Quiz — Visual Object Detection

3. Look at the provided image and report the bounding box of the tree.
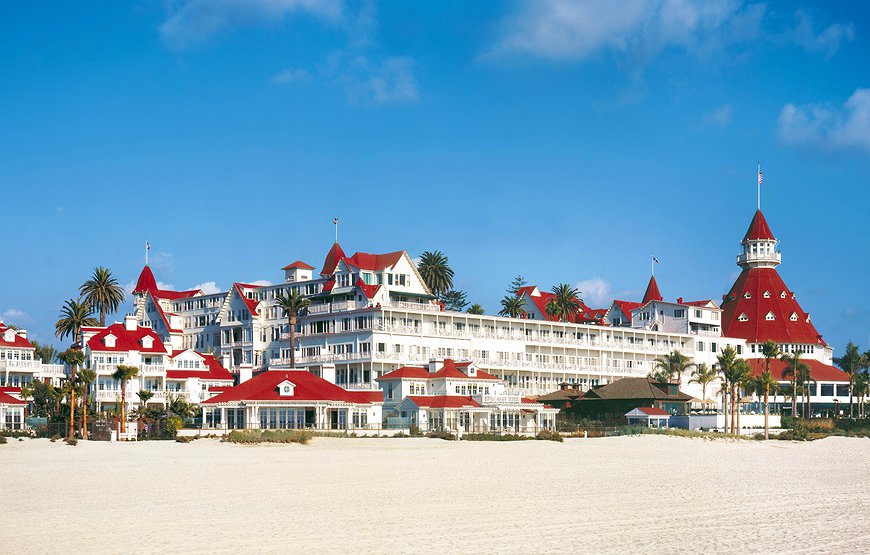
[466,304,485,315]
[112,365,139,434]
[653,350,695,386]
[753,369,778,439]
[834,341,862,418]
[647,368,671,384]
[58,348,84,439]
[441,290,468,312]
[30,341,58,364]
[718,346,749,434]
[78,368,96,440]
[689,363,718,412]
[137,389,154,408]
[275,290,311,368]
[546,284,583,322]
[55,298,98,347]
[20,382,33,418]
[508,275,528,296]
[781,352,809,418]
[80,267,126,327]
[853,370,869,418]
[417,251,454,299]
[498,296,526,318]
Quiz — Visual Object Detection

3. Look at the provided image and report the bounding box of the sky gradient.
[1,1,868,354]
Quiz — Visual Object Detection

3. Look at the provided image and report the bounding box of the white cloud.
[248,280,274,287]
[703,104,732,126]
[575,277,612,307]
[792,11,854,57]
[778,88,870,153]
[322,53,419,105]
[193,281,222,295]
[488,0,765,63]
[272,68,312,84]
[160,0,343,50]
[2,308,29,322]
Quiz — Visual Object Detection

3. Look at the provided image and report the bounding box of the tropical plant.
[498,295,526,318]
[718,346,749,433]
[754,369,779,440]
[546,284,583,322]
[466,304,485,315]
[20,382,33,418]
[55,298,98,346]
[834,341,862,418]
[441,290,468,312]
[647,368,671,384]
[137,389,154,408]
[112,365,139,433]
[79,266,126,327]
[508,275,528,296]
[168,394,195,419]
[417,251,454,298]
[653,350,695,386]
[689,363,718,411]
[798,363,815,418]
[78,367,96,440]
[274,290,311,368]
[29,341,59,364]
[57,348,84,439]
[781,352,809,418]
[853,370,869,418]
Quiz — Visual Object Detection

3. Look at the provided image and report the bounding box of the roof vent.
[790,312,798,321]
[738,313,749,322]
[763,291,771,298]
[744,292,751,299]
[780,291,787,298]
[765,311,775,321]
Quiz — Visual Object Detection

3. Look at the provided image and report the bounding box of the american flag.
[652,255,660,264]
[332,217,339,225]
[146,241,151,251]
[758,168,763,186]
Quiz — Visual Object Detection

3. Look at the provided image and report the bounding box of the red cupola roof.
[743,210,776,242]
[642,275,663,304]
[133,265,157,294]
[321,243,346,277]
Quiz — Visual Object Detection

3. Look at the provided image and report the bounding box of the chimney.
[677,297,683,304]
[125,314,137,332]
[16,329,27,340]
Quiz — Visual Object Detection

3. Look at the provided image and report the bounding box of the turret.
[737,210,781,269]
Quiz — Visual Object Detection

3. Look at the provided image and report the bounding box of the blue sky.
[1,1,868,353]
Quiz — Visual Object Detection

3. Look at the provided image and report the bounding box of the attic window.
[765,311,776,321]
[142,336,153,349]
[744,292,751,299]
[277,380,296,397]
[738,313,749,322]
[780,291,787,299]
[763,291,771,298]
[105,334,116,348]
[790,313,798,321]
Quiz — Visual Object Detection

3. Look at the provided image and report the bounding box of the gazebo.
[625,406,670,428]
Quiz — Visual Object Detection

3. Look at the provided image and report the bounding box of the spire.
[642,275,663,304]
[133,265,157,295]
[742,210,776,242]
[320,242,346,277]
[738,210,781,269]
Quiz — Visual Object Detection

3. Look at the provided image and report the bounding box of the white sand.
[1,435,869,554]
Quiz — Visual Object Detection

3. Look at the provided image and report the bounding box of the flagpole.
[757,162,761,210]
[145,241,149,265]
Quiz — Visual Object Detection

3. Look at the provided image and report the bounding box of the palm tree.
[20,382,33,419]
[689,363,718,412]
[57,348,84,439]
[718,346,748,434]
[78,367,96,440]
[761,340,781,378]
[781,352,809,418]
[498,295,526,318]
[275,290,311,368]
[137,389,154,408]
[854,370,869,418]
[834,341,861,418]
[653,350,695,386]
[31,342,58,364]
[80,267,126,327]
[112,365,139,434]
[799,364,815,418]
[417,251,454,299]
[647,368,672,384]
[466,304,485,315]
[546,284,583,322]
[55,298,98,347]
[753,369,778,440]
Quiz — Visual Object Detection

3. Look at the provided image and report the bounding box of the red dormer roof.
[321,243,346,276]
[153,289,201,300]
[743,210,776,242]
[133,265,157,294]
[612,301,642,323]
[343,251,405,272]
[0,390,25,405]
[282,260,315,271]
[642,275,663,304]
[233,283,261,316]
[322,279,336,293]
[0,324,34,349]
[519,287,605,325]
[377,366,431,381]
[721,267,825,346]
[430,359,499,380]
[86,323,167,354]
[354,278,382,300]
[203,370,377,404]
[165,351,233,381]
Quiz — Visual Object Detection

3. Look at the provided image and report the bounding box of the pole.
[757,162,761,210]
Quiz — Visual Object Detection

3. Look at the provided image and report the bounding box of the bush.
[162,416,183,439]
[223,429,313,445]
[0,436,7,445]
[535,429,564,442]
[50,434,61,443]
[175,436,194,443]
[409,425,422,436]
[426,430,456,441]
[463,433,532,441]
[64,437,78,446]
[0,429,32,438]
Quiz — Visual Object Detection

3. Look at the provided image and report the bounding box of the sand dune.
[1,435,868,554]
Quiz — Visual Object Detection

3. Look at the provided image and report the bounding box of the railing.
[340,383,378,391]
[0,359,42,370]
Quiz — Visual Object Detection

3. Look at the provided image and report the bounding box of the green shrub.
[175,436,194,443]
[64,437,78,446]
[462,433,532,441]
[409,425,422,436]
[0,436,7,444]
[223,429,313,445]
[50,434,61,442]
[426,430,456,441]
[535,429,564,442]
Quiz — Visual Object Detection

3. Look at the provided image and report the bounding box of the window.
[744,292,751,299]
[738,313,749,322]
[763,291,771,298]
[820,384,834,397]
[790,313,798,321]
[765,312,775,321]
[673,310,684,318]
[695,310,702,318]
[836,384,849,397]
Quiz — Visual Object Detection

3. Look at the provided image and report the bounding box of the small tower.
[736,210,781,269]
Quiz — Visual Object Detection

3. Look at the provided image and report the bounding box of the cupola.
[736,210,781,269]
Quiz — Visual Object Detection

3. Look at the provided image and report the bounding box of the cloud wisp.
[778,88,870,154]
[702,104,733,127]
[193,281,222,295]
[575,277,613,308]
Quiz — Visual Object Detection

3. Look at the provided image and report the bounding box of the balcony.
[0,359,42,370]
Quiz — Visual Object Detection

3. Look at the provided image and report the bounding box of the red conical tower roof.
[320,242,346,277]
[743,210,775,242]
[133,265,157,294]
[642,275,663,304]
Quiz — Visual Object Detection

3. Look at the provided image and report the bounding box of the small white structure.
[626,407,670,428]
[0,389,26,430]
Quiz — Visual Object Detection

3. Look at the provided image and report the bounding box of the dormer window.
[765,311,775,321]
[744,292,751,299]
[780,291,787,299]
[790,313,798,321]
[763,291,771,298]
[277,380,296,397]
[738,313,749,322]
[104,334,116,348]
[141,336,153,349]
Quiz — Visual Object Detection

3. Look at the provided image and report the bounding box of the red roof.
[321,243,346,276]
[233,283,261,316]
[322,279,336,292]
[352,390,384,403]
[354,278,382,299]
[721,267,825,345]
[203,370,378,404]
[377,366,431,380]
[612,300,641,323]
[0,324,34,349]
[152,289,201,300]
[746,358,849,382]
[406,395,479,409]
[0,390,25,405]
[86,323,167,353]
[165,351,233,381]
[343,251,404,272]
[377,360,499,381]
[133,265,157,294]
[0,386,22,394]
[637,406,669,416]
[282,260,315,271]
[642,275,663,303]
[743,210,776,241]
[519,288,605,325]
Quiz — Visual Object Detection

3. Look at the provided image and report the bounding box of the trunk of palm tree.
[701,383,707,413]
[99,308,106,328]
[82,388,89,440]
[736,386,741,433]
[289,315,297,368]
[722,387,729,433]
[848,381,854,418]
[730,384,737,433]
[807,383,812,418]
[119,384,126,434]
[792,379,797,417]
[763,388,770,440]
[68,364,77,440]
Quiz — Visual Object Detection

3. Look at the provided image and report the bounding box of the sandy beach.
[1,435,868,554]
